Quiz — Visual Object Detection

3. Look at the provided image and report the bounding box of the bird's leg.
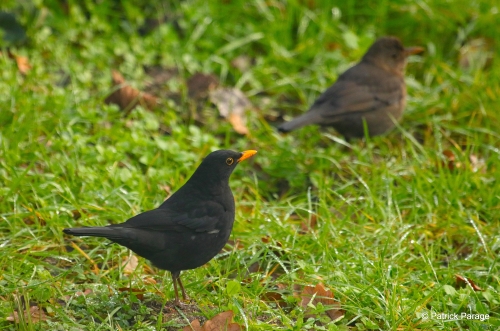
[176,275,189,301]
[171,272,180,306]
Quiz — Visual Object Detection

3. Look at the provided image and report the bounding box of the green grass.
[1,0,499,330]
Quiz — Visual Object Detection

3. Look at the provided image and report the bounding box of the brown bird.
[63,149,257,305]
[278,37,424,139]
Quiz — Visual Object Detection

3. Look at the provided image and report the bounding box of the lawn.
[0,0,499,330]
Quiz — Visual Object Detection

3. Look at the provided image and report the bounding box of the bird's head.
[362,36,424,75]
[189,149,257,187]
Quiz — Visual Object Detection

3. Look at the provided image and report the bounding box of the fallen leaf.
[300,283,345,321]
[441,150,487,173]
[469,154,486,173]
[75,288,93,297]
[223,239,243,252]
[15,55,30,74]
[61,288,93,303]
[6,306,47,323]
[105,70,158,114]
[262,283,288,307]
[143,277,157,285]
[209,87,252,135]
[230,55,253,72]
[442,150,457,170]
[247,261,261,274]
[71,210,82,220]
[455,274,482,291]
[300,215,318,234]
[228,112,249,135]
[187,72,219,99]
[183,310,242,331]
[122,254,139,275]
[118,287,145,300]
[458,38,494,71]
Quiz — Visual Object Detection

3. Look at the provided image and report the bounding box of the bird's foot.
[173,298,191,307]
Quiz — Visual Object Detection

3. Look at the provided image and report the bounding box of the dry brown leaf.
[455,274,482,291]
[209,87,252,135]
[15,55,31,74]
[2,51,31,74]
[183,311,242,331]
[75,288,93,297]
[6,306,47,323]
[183,319,203,331]
[187,72,219,99]
[469,154,486,173]
[61,288,93,304]
[105,70,158,113]
[300,215,318,234]
[143,277,157,285]
[230,55,253,72]
[458,38,494,71]
[300,283,345,321]
[442,150,457,170]
[441,150,487,173]
[262,283,287,307]
[202,311,242,331]
[228,112,250,135]
[122,254,139,275]
[118,287,145,300]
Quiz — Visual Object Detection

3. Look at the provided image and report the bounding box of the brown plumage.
[278,37,424,139]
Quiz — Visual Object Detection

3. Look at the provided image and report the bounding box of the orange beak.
[237,150,257,162]
[404,46,425,56]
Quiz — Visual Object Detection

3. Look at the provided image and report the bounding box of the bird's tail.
[277,111,320,132]
[63,227,122,240]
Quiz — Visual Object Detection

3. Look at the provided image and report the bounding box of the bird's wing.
[311,64,404,121]
[117,201,228,233]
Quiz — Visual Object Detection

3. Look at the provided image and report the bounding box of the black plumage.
[63,149,257,305]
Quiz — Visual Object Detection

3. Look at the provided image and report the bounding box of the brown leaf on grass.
[121,254,139,275]
[15,55,31,74]
[71,210,82,220]
[300,283,345,321]
[230,55,254,72]
[442,150,457,170]
[182,310,242,331]
[61,288,93,304]
[118,287,145,301]
[262,283,288,307]
[6,306,48,323]
[209,87,252,135]
[143,277,157,285]
[455,274,482,291]
[2,51,31,74]
[23,212,46,226]
[441,150,486,173]
[228,112,249,135]
[184,319,203,331]
[468,154,486,173]
[187,72,219,99]
[105,70,159,114]
[458,37,494,71]
[224,239,244,252]
[300,215,318,234]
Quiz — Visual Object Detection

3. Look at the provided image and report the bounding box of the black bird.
[278,36,424,139]
[63,149,257,305]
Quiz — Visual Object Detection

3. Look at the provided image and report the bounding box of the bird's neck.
[184,172,231,197]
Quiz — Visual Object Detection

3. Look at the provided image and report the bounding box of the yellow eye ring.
[226,157,234,165]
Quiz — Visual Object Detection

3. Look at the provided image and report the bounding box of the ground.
[0,0,499,330]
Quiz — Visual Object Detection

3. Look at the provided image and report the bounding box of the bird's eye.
[226,157,234,165]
